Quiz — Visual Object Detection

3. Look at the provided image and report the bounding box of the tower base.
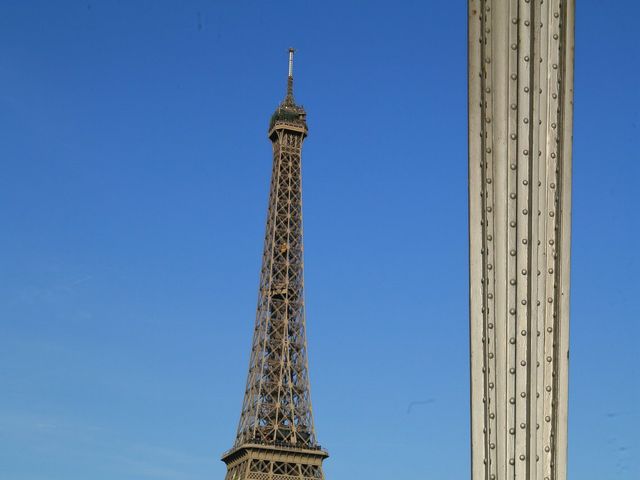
[222,443,328,480]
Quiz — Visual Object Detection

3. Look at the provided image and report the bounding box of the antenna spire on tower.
[286,48,294,101]
[288,47,294,78]
[269,48,307,133]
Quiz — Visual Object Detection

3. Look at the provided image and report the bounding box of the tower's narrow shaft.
[222,50,327,480]
[468,1,574,479]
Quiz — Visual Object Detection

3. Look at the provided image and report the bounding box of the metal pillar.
[468,1,574,479]
[221,49,328,480]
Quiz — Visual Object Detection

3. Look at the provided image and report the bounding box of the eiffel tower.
[221,49,328,480]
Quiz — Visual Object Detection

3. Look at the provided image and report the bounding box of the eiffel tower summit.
[221,49,329,480]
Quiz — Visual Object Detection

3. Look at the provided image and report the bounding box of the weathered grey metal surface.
[468,1,574,479]
[222,50,328,480]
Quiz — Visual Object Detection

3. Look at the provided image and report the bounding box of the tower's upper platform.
[269,49,307,138]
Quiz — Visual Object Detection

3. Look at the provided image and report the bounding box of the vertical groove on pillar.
[468,1,574,479]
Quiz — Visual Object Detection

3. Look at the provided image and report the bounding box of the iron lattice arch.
[222,50,328,480]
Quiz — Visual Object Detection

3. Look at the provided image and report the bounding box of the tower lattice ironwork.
[222,49,328,480]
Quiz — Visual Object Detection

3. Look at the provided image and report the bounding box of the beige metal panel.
[490,4,509,480]
[468,1,574,479]
[554,1,574,477]
[468,2,488,479]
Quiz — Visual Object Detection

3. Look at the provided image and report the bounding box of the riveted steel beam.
[468,1,574,479]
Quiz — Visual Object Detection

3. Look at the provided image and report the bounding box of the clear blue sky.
[1,1,638,479]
